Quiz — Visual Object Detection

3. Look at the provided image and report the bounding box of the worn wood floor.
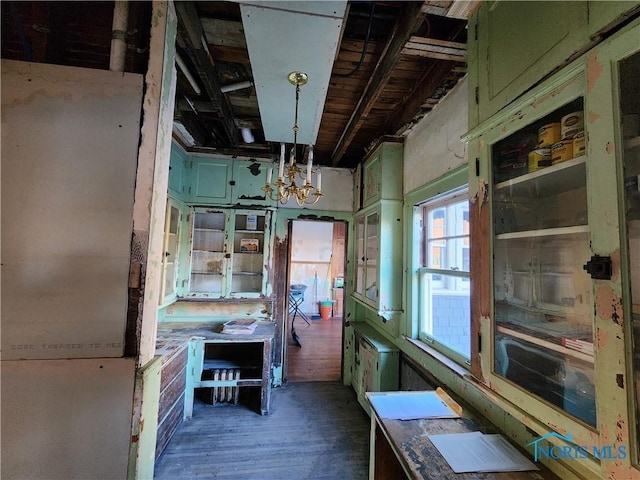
[154,382,370,480]
[287,316,343,382]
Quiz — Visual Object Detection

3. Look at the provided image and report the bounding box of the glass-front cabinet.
[186,207,273,299]
[353,201,402,318]
[491,96,596,427]
[466,19,640,476]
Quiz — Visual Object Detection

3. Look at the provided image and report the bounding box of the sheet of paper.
[428,432,539,473]
[368,391,459,420]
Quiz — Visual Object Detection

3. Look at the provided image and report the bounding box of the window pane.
[420,271,471,358]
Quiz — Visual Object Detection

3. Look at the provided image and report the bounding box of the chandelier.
[263,71,323,206]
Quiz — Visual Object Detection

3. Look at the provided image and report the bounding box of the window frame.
[404,166,470,367]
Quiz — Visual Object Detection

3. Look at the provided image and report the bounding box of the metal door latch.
[583,255,612,280]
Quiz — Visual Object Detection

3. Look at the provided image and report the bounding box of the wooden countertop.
[369,392,558,479]
[155,321,276,361]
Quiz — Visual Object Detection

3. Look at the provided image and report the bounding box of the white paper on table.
[428,432,539,473]
[368,391,460,420]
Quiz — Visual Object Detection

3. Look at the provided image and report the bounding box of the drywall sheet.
[1,60,143,359]
[1,357,136,480]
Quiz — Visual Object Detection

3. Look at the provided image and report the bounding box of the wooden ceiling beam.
[402,36,466,62]
[175,2,238,147]
[330,1,425,166]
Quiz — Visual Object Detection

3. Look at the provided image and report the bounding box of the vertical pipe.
[109,1,129,72]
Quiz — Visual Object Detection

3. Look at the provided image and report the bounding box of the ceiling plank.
[201,18,246,48]
[175,1,238,147]
[330,1,425,166]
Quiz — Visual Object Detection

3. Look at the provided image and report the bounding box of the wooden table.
[156,321,275,416]
[367,391,558,480]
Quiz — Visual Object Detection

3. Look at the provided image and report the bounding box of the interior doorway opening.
[285,220,346,382]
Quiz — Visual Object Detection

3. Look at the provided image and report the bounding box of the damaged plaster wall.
[403,78,468,194]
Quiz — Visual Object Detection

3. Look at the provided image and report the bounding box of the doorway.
[286,220,346,382]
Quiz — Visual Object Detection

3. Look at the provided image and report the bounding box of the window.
[417,187,470,359]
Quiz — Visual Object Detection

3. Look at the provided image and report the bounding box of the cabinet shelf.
[235,230,264,234]
[625,136,640,150]
[494,156,586,197]
[232,272,263,276]
[497,325,593,363]
[495,224,589,240]
[194,227,224,233]
[192,272,223,276]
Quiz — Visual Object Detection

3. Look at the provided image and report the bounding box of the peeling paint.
[588,110,600,125]
[587,50,604,93]
[597,328,609,348]
[595,286,623,326]
[606,141,614,155]
[616,374,624,389]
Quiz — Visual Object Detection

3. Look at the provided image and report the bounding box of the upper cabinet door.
[475,1,587,123]
[361,141,403,209]
[169,143,187,200]
[190,157,233,204]
[232,160,276,206]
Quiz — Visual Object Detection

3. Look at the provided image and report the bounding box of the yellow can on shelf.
[538,123,561,147]
[528,147,552,172]
[552,140,573,164]
[572,131,586,157]
[561,111,584,140]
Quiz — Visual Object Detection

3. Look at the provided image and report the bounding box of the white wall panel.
[1,358,136,480]
[1,60,143,359]
[278,166,353,211]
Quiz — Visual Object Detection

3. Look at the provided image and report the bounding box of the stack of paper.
[428,432,539,473]
[222,319,258,334]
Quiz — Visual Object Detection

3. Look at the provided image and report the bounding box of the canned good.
[528,148,552,172]
[561,111,584,140]
[552,140,573,164]
[538,123,561,147]
[572,131,586,158]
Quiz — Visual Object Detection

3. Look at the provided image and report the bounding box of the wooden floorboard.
[287,316,342,382]
[154,382,370,479]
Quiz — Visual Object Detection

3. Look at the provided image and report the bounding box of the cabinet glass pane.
[365,212,379,301]
[620,51,640,456]
[355,216,365,296]
[162,203,180,300]
[231,213,265,293]
[492,98,596,426]
[190,211,226,295]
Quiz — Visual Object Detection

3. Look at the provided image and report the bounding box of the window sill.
[404,336,471,379]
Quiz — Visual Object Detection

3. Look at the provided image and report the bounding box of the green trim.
[403,165,469,356]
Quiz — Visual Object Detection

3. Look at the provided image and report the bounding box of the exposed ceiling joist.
[175,2,239,147]
[402,36,466,62]
[330,2,425,166]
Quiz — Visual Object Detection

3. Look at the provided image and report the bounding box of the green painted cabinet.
[352,323,399,415]
[185,207,274,299]
[353,200,403,319]
[189,157,233,205]
[185,156,275,206]
[361,140,403,208]
[466,18,640,478]
[169,143,188,200]
[232,160,276,206]
[469,1,640,127]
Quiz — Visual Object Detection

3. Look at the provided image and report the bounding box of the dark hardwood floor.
[154,382,370,479]
[287,316,343,382]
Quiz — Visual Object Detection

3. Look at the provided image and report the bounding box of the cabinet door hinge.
[475,86,479,105]
[475,23,478,41]
[475,158,480,177]
[478,333,482,353]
